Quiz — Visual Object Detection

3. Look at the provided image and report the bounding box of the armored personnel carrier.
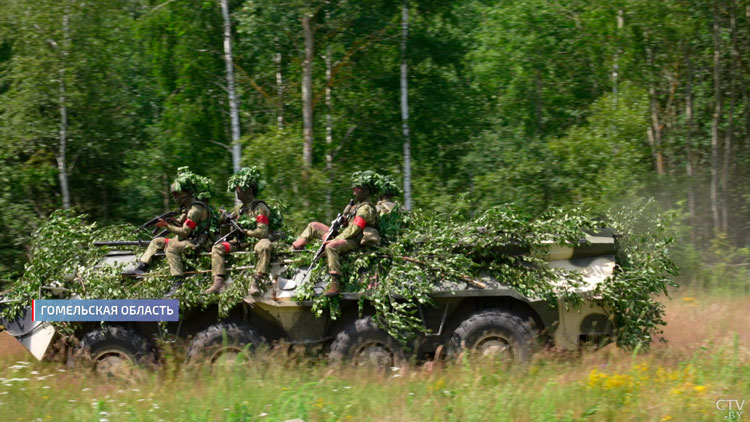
[1,232,616,372]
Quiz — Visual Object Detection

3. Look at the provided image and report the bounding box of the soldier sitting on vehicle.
[291,171,380,297]
[204,167,273,296]
[124,167,213,286]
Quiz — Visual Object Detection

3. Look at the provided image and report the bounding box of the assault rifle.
[214,209,247,246]
[135,210,180,235]
[305,199,355,275]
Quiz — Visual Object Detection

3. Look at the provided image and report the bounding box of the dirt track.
[0,331,29,359]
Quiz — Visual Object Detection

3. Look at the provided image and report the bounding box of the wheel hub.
[475,334,514,361]
[93,349,136,378]
[355,342,394,368]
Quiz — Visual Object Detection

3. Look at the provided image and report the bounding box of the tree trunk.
[221,0,241,173]
[685,54,697,245]
[534,68,543,135]
[301,12,314,170]
[274,38,284,131]
[57,7,71,209]
[710,2,723,231]
[325,5,334,219]
[401,0,412,210]
[644,39,665,175]
[722,0,738,234]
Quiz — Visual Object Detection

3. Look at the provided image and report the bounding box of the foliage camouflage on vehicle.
[1,199,677,348]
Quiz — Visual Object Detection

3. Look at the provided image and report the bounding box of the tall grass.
[1,293,748,422]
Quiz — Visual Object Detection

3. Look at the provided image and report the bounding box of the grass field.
[1,291,748,422]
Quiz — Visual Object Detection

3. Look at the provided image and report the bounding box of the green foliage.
[226,166,266,194]
[596,199,680,348]
[350,170,379,192]
[374,172,401,197]
[4,203,676,351]
[295,203,677,348]
[171,167,213,200]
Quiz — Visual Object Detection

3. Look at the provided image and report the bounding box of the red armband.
[185,218,197,229]
[221,242,231,253]
[353,216,367,229]
[256,214,270,225]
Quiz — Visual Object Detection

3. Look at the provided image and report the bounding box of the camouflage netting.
[350,170,379,191]
[171,166,213,200]
[1,200,678,348]
[226,166,266,193]
[374,173,401,197]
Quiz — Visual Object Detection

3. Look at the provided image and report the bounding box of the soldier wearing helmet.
[291,171,380,296]
[124,167,213,285]
[205,167,273,296]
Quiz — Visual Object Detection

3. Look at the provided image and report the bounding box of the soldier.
[374,173,401,216]
[125,167,213,282]
[204,167,273,296]
[291,171,379,296]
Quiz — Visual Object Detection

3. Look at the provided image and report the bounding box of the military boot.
[165,276,185,298]
[248,274,265,297]
[123,261,148,277]
[323,274,341,297]
[203,275,225,294]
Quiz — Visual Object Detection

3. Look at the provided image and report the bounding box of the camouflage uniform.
[126,167,214,281]
[293,171,381,296]
[204,166,273,295]
[139,201,211,276]
[211,200,273,279]
[294,200,379,275]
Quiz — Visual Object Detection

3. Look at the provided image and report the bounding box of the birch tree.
[220,0,242,173]
[57,6,71,209]
[302,10,314,170]
[401,0,412,210]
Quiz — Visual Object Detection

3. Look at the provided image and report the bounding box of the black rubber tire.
[79,325,156,376]
[186,322,263,365]
[446,309,536,363]
[328,317,406,368]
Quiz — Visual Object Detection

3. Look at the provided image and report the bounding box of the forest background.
[1,0,749,291]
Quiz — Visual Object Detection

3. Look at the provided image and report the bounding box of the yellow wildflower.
[693,385,707,393]
[661,416,672,421]
[603,373,633,390]
[587,369,608,388]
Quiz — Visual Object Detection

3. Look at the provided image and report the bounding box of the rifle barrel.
[93,240,150,247]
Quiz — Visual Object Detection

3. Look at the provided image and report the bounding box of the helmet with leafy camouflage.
[227,166,266,195]
[350,170,378,193]
[170,166,213,200]
[375,173,401,198]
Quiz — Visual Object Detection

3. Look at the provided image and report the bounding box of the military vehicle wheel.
[446,309,535,363]
[328,317,405,369]
[79,325,155,378]
[186,322,262,368]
